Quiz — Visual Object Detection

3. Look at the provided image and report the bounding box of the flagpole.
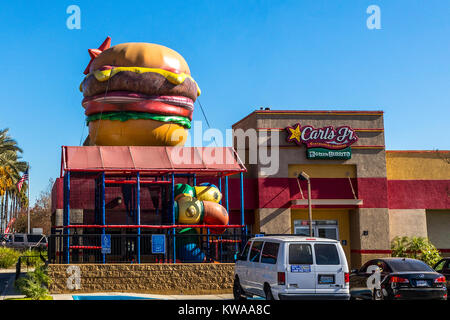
[27,163,30,234]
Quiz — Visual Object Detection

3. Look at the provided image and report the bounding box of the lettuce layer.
[86,112,191,129]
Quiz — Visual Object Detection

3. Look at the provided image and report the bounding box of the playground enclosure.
[49,145,248,264]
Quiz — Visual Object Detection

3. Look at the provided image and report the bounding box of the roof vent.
[264,107,271,110]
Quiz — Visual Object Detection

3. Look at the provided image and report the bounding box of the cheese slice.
[80,67,201,96]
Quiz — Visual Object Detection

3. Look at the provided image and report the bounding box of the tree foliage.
[0,128,28,233]
[12,178,53,235]
[0,247,21,268]
[391,236,442,267]
[15,265,52,300]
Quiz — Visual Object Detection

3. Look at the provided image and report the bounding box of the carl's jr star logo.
[286,123,302,145]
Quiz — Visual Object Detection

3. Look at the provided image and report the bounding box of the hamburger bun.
[89,42,191,75]
[88,119,187,146]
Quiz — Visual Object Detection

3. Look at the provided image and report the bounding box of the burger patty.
[82,92,194,110]
[81,71,198,101]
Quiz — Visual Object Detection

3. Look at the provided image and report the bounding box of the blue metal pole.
[101,171,105,264]
[193,173,196,186]
[240,172,246,238]
[171,172,176,263]
[137,172,141,264]
[210,176,220,256]
[64,172,70,264]
[207,227,210,258]
[155,176,159,216]
[226,175,236,253]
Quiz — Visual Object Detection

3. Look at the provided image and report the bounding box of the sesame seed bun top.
[90,42,191,75]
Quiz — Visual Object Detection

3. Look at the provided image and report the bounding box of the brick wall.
[48,263,234,294]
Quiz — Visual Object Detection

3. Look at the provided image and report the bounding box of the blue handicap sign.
[152,234,165,254]
[101,234,111,254]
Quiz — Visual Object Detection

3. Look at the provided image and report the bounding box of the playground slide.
[174,183,229,262]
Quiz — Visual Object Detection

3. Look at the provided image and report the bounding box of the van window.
[14,235,24,243]
[238,241,251,261]
[261,242,279,264]
[314,244,340,265]
[27,235,44,243]
[289,244,313,265]
[249,241,263,262]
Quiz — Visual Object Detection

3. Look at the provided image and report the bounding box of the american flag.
[17,168,28,193]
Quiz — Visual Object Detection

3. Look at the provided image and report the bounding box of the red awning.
[61,146,246,177]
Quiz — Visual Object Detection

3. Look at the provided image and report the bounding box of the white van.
[234,236,350,300]
[1,233,48,249]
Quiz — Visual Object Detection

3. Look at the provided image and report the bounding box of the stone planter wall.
[48,263,234,294]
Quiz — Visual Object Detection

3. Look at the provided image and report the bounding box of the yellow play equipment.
[174,183,228,230]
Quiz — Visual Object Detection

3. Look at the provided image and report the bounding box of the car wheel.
[264,284,275,300]
[373,289,384,300]
[233,277,247,300]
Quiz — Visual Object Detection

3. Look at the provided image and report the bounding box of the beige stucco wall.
[48,263,234,294]
[389,209,427,241]
[426,210,450,249]
[258,208,292,234]
[357,208,390,250]
[253,147,387,178]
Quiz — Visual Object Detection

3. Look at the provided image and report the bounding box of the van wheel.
[264,284,274,300]
[233,277,247,300]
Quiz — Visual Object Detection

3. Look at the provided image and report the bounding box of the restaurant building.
[232,109,450,268]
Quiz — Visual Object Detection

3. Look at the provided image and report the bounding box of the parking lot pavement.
[51,292,235,300]
[0,269,22,300]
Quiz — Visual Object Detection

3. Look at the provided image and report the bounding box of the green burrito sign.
[285,123,358,160]
[307,147,352,160]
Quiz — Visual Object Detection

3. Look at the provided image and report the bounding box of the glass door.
[316,225,339,240]
[294,220,339,240]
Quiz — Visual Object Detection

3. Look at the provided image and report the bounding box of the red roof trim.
[61,146,247,176]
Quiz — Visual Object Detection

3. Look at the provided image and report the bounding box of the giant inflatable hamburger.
[80,37,200,146]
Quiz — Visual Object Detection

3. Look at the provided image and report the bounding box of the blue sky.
[0,0,449,204]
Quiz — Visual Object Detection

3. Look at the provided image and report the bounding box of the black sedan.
[434,258,450,290]
[350,257,447,300]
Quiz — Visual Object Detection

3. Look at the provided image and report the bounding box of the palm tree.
[0,128,28,233]
[0,128,22,154]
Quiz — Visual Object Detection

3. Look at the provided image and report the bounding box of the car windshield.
[388,259,434,272]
